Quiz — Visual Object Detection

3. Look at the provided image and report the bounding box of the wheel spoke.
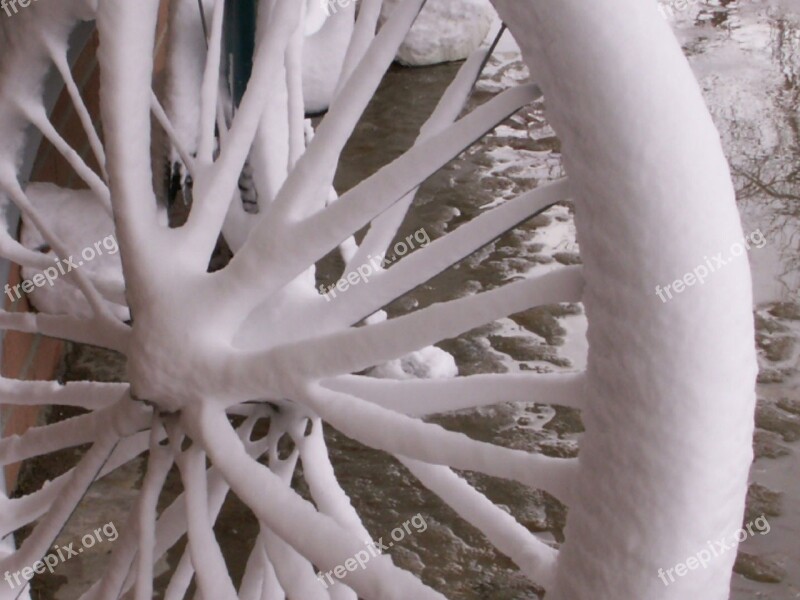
[0,397,147,467]
[0,310,128,353]
[18,104,111,214]
[399,456,557,587]
[0,229,57,271]
[133,415,173,600]
[0,377,127,409]
[328,179,570,327]
[196,0,225,164]
[123,414,265,600]
[336,0,383,91]
[299,419,372,541]
[175,438,238,600]
[345,26,512,273]
[0,175,124,323]
[324,371,586,416]
[221,83,542,312]
[96,0,166,276]
[79,428,170,600]
[193,405,448,600]
[150,91,197,177]
[182,0,303,263]
[0,428,154,541]
[44,42,109,182]
[236,534,275,600]
[262,525,332,600]
[261,0,427,227]
[270,267,582,381]
[299,385,576,500]
[0,427,121,582]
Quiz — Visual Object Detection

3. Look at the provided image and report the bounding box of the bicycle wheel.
[0,1,757,599]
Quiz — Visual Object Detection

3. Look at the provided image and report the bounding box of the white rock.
[381,0,495,67]
[370,345,458,380]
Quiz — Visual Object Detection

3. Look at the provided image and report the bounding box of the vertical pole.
[222,0,258,110]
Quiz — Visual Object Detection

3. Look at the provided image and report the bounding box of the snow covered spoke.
[296,83,541,236]
[175,439,238,600]
[299,385,576,501]
[45,42,109,182]
[0,230,58,272]
[150,92,197,177]
[259,419,334,600]
[133,416,173,600]
[0,478,71,540]
[399,457,557,587]
[336,0,384,89]
[182,0,303,263]
[18,103,111,212]
[223,84,541,308]
[96,0,166,274]
[299,419,372,541]
[196,0,225,165]
[0,399,147,467]
[0,411,104,467]
[345,25,514,273]
[328,179,570,327]
[0,175,123,326]
[0,377,127,409]
[193,405,448,600]
[261,0,427,226]
[0,310,128,353]
[0,429,154,541]
[81,428,174,600]
[0,427,121,584]
[237,535,283,600]
[128,416,267,600]
[324,371,586,416]
[286,14,306,171]
[262,526,332,600]
[276,267,582,380]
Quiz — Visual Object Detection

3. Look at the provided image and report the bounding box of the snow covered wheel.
[0,1,757,599]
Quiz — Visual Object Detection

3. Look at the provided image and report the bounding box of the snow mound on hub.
[382,0,495,66]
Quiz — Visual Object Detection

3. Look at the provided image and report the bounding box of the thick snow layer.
[380,0,495,66]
